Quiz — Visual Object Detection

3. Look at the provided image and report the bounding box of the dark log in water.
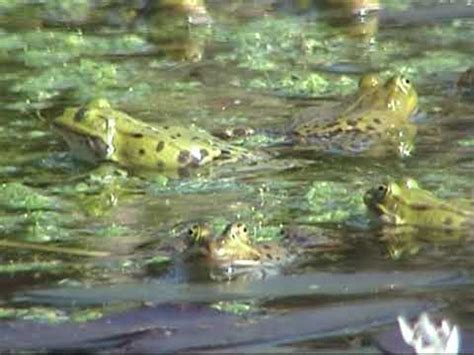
[14,270,469,306]
[0,299,432,353]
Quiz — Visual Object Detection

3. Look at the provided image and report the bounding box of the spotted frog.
[289,74,418,157]
[53,99,251,172]
[186,222,292,272]
[364,178,473,230]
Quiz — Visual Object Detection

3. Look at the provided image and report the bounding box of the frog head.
[364,180,404,225]
[383,75,418,117]
[354,74,417,118]
[211,223,260,261]
[363,178,434,225]
[220,222,251,243]
[53,99,116,163]
[186,223,213,246]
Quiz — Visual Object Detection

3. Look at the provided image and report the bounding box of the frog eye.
[188,225,199,237]
[377,184,388,196]
[242,226,248,233]
[403,77,411,85]
[73,106,87,122]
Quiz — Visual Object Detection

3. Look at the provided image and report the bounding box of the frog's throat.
[52,118,115,160]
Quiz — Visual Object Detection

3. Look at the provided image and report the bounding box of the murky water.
[0,0,473,352]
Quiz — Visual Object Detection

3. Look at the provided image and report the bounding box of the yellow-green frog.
[364,178,473,230]
[290,74,418,157]
[53,99,251,172]
[186,222,291,267]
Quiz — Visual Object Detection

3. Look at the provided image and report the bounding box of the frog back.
[292,109,415,156]
[111,113,249,171]
[399,200,472,230]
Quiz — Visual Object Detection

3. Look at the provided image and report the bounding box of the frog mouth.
[364,191,397,224]
[52,122,109,161]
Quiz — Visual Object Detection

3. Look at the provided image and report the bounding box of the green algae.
[211,300,258,315]
[458,138,474,147]
[147,177,252,196]
[0,261,64,274]
[0,306,68,324]
[69,308,104,323]
[0,211,70,242]
[0,305,119,324]
[13,58,120,103]
[0,182,57,212]
[93,224,131,238]
[394,50,473,83]
[0,184,73,241]
[305,181,367,224]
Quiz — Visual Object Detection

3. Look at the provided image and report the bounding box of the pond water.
[0,0,473,352]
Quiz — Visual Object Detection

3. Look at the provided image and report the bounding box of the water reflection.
[0,0,474,352]
[145,0,212,61]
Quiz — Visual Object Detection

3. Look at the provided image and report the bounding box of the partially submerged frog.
[364,178,473,230]
[289,74,418,157]
[53,99,252,173]
[222,74,418,158]
[185,222,293,279]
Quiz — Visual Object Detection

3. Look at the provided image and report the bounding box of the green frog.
[220,74,418,157]
[289,74,418,157]
[185,222,292,270]
[364,178,473,230]
[53,99,252,172]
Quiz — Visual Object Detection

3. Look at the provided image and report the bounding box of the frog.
[363,178,473,230]
[220,74,418,158]
[184,222,293,280]
[52,98,253,173]
[289,74,418,157]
